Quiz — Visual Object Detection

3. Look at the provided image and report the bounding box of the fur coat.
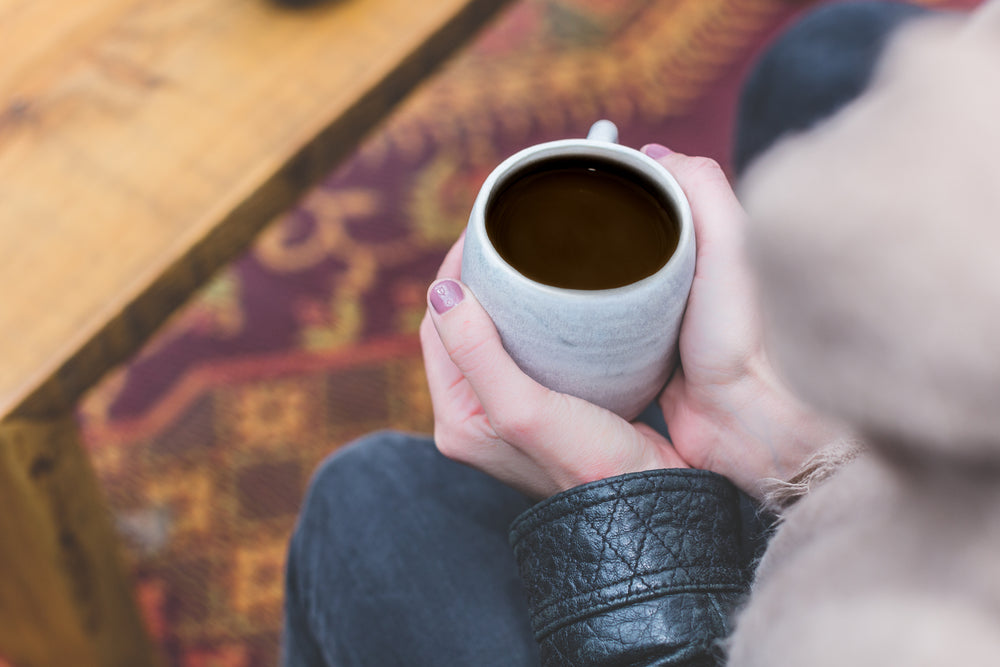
[728,3,1000,664]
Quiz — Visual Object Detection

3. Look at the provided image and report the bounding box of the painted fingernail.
[429,280,465,314]
[643,144,673,159]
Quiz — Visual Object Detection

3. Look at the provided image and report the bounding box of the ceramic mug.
[460,120,696,420]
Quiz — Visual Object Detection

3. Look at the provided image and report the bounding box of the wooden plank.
[0,0,510,419]
[0,0,509,662]
[0,415,160,666]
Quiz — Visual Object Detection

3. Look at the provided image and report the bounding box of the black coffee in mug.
[485,156,679,290]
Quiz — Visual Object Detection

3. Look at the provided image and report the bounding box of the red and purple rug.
[76,0,976,663]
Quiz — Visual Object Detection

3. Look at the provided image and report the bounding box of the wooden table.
[0,0,509,663]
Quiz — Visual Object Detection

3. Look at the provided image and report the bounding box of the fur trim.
[760,439,865,512]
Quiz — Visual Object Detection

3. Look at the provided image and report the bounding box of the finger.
[642,146,748,260]
[644,146,762,351]
[633,422,690,469]
[424,278,568,495]
[427,278,683,490]
[419,310,465,405]
[436,231,466,281]
[424,231,471,403]
[426,278,549,423]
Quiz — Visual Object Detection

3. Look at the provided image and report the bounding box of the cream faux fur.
[739,6,1000,462]
[730,454,1000,666]
[728,3,1000,664]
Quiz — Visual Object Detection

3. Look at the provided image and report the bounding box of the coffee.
[485,156,679,290]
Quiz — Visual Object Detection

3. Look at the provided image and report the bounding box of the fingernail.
[429,280,464,314]
[642,144,673,159]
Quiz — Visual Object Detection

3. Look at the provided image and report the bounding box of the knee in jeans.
[734,0,932,175]
[303,430,432,507]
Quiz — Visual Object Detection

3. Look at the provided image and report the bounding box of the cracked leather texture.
[510,469,762,666]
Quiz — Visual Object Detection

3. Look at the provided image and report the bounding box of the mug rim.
[469,138,695,299]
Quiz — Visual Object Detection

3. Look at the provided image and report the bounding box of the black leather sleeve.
[509,469,764,666]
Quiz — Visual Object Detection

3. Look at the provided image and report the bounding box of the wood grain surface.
[0,415,159,666]
[0,0,509,662]
[0,0,509,420]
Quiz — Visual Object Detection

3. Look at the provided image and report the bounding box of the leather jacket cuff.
[509,469,755,666]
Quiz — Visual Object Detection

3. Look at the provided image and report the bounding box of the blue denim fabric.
[283,3,934,664]
[283,432,539,666]
[732,1,932,177]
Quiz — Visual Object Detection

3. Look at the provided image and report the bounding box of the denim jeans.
[282,4,933,665]
[732,0,933,177]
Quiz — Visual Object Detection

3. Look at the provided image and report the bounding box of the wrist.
[674,352,854,498]
[740,362,854,494]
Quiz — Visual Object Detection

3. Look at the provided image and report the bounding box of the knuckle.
[491,400,544,444]
[433,422,461,460]
[447,325,495,376]
[687,155,725,180]
[433,422,478,468]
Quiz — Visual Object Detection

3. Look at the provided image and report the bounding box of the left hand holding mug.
[420,235,689,500]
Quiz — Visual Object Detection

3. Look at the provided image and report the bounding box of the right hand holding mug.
[644,146,849,496]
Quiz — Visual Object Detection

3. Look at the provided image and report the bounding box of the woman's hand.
[420,236,689,500]
[647,147,850,496]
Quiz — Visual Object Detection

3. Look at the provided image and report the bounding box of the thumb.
[642,147,747,257]
[428,279,687,486]
[427,279,549,417]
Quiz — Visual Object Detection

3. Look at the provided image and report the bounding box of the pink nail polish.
[430,280,464,314]
[643,144,673,159]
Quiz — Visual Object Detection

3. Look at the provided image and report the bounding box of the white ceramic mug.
[461,120,696,420]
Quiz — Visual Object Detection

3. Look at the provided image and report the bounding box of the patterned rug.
[77,0,974,663]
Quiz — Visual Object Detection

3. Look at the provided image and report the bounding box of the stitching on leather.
[619,484,690,565]
[533,581,746,641]
[588,489,685,601]
[521,484,744,625]
[529,563,743,620]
